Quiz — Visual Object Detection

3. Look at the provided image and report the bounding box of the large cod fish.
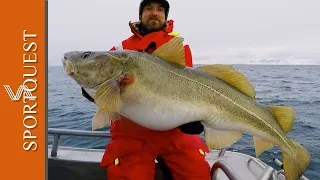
[62,37,310,180]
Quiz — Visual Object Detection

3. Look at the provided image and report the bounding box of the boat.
[48,128,309,180]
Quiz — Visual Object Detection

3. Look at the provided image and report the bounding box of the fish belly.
[120,98,206,131]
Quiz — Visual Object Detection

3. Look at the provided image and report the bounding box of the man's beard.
[140,17,166,34]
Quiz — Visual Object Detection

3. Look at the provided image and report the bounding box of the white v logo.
[3,85,35,101]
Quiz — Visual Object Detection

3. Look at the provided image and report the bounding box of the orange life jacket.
[110,20,193,67]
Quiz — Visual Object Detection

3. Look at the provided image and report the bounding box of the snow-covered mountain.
[193,48,320,65]
[248,59,320,65]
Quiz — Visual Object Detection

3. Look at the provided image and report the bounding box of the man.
[82,0,211,179]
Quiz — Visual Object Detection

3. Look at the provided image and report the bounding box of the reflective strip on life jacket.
[168,32,179,37]
[114,158,119,165]
[199,149,205,155]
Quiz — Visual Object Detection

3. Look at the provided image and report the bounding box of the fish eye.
[82,51,92,59]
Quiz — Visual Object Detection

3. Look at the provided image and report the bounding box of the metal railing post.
[51,133,60,157]
[218,148,226,157]
[48,128,112,157]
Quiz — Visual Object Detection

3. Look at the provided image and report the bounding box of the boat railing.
[48,128,111,157]
[48,128,309,180]
[211,160,241,180]
[210,153,276,180]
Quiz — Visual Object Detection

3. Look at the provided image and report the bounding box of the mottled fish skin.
[62,37,310,180]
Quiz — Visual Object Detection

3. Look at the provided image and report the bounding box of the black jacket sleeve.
[178,121,204,135]
[81,87,94,102]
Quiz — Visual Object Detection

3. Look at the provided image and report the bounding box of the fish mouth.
[62,56,75,76]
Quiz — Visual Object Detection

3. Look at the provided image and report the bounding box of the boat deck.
[48,128,308,180]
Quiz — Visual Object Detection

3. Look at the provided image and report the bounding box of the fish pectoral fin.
[95,79,122,112]
[253,136,275,157]
[267,106,295,133]
[92,108,120,131]
[197,64,256,99]
[204,127,243,150]
[151,37,186,68]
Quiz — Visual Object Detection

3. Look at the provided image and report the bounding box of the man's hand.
[179,121,204,135]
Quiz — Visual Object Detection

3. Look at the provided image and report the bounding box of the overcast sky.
[49,0,320,65]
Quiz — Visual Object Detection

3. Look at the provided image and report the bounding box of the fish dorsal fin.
[267,106,295,133]
[197,64,256,98]
[151,37,186,68]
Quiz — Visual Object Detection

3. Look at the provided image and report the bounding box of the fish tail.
[282,140,310,180]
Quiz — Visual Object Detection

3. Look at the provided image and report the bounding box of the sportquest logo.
[3,85,36,101]
[1,30,39,151]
